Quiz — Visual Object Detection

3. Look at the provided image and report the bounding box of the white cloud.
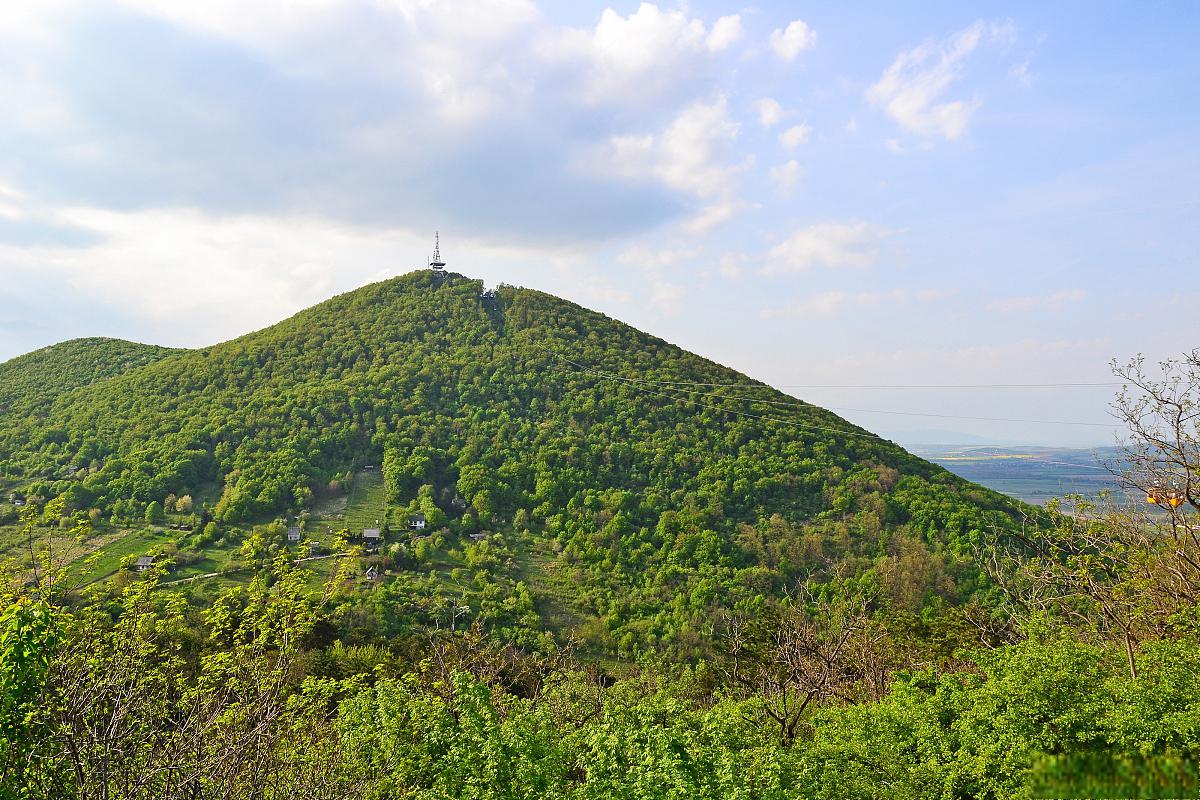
[588,95,748,231]
[866,20,1014,141]
[988,288,1085,313]
[114,1,725,123]
[0,181,29,221]
[113,0,546,126]
[801,337,1112,389]
[769,160,803,195]
[618,245,700,268]
[768,290,882,318]
[769,19,816,62]
[754,98,783,128]
[683,200,746,233]
[764,222,890,274]
[778,123,812,149]
[706,14,743,52]
[650,278,687,313]
[713,253,744,279]
[654,97,742,198]
[0,204,579,348]
[762,287,952,318]
[587,3,705,89]
[544,3,730,105]
[2,1,760,246]
[1010,59,1033,86]
[0,0,74,41]
[114,0,540,55]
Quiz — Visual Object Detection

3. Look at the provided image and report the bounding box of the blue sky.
[1,1,1196,446]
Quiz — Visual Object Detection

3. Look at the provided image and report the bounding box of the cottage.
[363,528,382,549]
[12,499,25,508]
[408,513,427,531]
[135,555,154,572]
[287,526,302,543]
[469,532,488,543]
[364,566,380,581]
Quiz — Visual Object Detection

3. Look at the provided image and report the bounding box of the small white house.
[364,566,380,581]
[408,513,427,531]
[135,555,154,572]
[287,526,302,543]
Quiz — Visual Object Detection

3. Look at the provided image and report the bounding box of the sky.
[1,1,1197,447]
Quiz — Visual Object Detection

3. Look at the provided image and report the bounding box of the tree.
[718,588,880,746]
[144,500,163,524]
[983,351,1200,678]
[23,553,362,798]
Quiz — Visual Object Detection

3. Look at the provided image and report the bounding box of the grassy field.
[1,467,536,602]
[342,469,387,535]
[510,534,591,632]
[72,526,178,584]
[0,523,30,565]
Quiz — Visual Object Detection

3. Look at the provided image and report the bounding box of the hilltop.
[0,271,1023,654]
[0,337,179,413]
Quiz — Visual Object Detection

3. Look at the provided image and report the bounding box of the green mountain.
[0,337,179,413]
[0,271,1021,653]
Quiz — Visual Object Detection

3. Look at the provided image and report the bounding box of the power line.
[544,350,1119,429]
[774,382,1122,390]
[532,345,886,440]
[535,355,1121,389]
[822,405,1118,428]
[618,382,887,441]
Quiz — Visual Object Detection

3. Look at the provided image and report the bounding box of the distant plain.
[914,444,1125,505]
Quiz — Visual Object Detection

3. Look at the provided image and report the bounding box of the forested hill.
[0,337,179,413]
[2,271,1019,604]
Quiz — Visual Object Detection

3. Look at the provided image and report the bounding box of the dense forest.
[0,273,1196,797]
[0,272,1019,656]
[0,337,177,415]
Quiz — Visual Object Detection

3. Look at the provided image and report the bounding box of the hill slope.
[0,337,179,413]
[0,272,1022,651]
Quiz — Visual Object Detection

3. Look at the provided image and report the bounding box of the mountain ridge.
[0,336,181,413]
[0,270,1024,654]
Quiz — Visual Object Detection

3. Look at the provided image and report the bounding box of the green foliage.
[0,273,1193,797]
[0,271,1025,657]
[0,559,1193,798]
[0,337,177,415]
[0,594,60,798]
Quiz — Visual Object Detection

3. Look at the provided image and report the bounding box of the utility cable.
[544,350,1119,428]
[531,344,887,440]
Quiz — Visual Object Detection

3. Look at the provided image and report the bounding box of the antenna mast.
[429,232,446,270]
